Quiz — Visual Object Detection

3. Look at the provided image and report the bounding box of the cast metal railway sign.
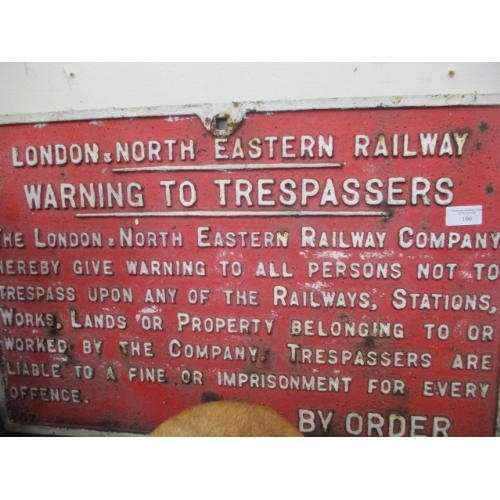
[0,95,499,436]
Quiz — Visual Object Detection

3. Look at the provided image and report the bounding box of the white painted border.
[1,94,499,436]
[1,94,500,127]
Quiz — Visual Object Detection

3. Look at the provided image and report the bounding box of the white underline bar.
[112,162,342,173]
[76,210,388,218]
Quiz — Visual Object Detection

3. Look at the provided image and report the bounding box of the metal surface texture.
[0,95,499,436]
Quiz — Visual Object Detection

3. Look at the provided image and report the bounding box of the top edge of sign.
[1,94,499,127]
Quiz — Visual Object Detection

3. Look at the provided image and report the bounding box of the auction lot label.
[0,99,499,436]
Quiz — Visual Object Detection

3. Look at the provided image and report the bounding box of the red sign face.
[0,101,499,436]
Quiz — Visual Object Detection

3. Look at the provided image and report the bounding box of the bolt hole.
[216,117,228,131]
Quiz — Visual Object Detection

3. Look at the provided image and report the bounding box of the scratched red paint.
[0,104,499,436]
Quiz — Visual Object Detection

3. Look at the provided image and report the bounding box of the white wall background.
[1,63,499,117]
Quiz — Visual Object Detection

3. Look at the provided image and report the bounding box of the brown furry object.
[149,401,303,437]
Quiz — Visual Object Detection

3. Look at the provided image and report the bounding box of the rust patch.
[106,366,117,381]
[201,391,221,403]
[382,209,393,221]
[47,313,61,336]
[119,344,128,357]
[209,112,243,138]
